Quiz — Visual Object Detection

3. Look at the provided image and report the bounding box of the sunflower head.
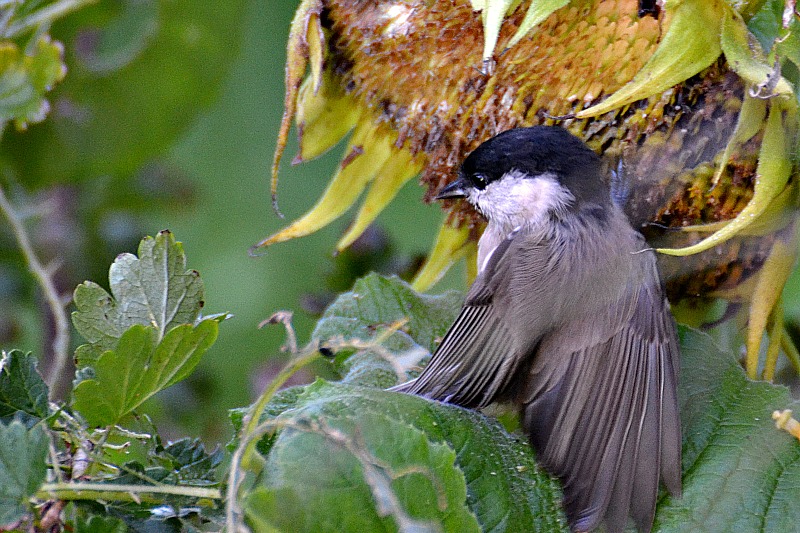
[265,0,800,377]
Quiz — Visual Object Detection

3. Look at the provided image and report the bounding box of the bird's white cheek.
[469,173,572,230]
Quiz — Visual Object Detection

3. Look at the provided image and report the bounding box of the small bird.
[393,126,681,532]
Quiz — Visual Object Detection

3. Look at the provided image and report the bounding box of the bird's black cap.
[459,126,609,206]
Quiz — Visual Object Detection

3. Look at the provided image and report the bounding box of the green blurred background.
[2,0,800,446]
[0,0,460,445]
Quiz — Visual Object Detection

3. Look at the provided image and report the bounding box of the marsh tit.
[393,126,681,533]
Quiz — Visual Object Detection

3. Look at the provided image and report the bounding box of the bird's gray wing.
[391,229,550,408]
[519,272,681,533]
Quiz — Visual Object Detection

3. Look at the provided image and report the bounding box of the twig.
[0,186,70,399]
[259,311,298,353]
[225,345,322,531]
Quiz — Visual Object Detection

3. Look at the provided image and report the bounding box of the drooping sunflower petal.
[746,234,798,379]
[577,0,723,118]
[411,221,473,292]
[294,75,360,164]
[710,94,767,188]
[761,298,784,381]
[658,101,794,256]
[506,0,569,51]
[465,240,479,285]
[720,7,793,98]
[480,0,518,66]
[272,0,324,212]
[336,149,423,251]
[307,9,325,94]
[253,120,394,251]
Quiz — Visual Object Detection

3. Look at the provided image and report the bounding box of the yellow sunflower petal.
[481,0,518,65]
[721,7,793,98]
[465,240,479,285]
[336,150,423,251]
[506,0,569,51]
[307,10,325,93]
[412,221,472,292]
[676,181,797,238]
[577,0,723,119]
[272,0,325,212]
[761,298,784,381]
[747,234,798,379]
[295,75,360,163]
[253,121,394,251]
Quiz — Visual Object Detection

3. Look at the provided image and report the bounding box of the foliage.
[0,0,247,375]
[0,226,796,529]
[233,274,800,533]
[3,0,800,531]
[0,232,225,530]
[0,420,47,526]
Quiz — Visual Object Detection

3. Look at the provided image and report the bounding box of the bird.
[392,126,681,533]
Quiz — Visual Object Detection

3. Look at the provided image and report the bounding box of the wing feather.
[391,229,539,408]
[520,278,680,533]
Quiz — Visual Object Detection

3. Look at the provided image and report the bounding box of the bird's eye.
[473,173,488,189]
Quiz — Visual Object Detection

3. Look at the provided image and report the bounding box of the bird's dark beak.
[435,177,469,200]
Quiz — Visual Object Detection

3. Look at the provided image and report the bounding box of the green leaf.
[247,272,800,531]
[654,328,800,530]
[0,36,66,129]
[0,350,48,421]
[72,230,204,365]
[314,273,461,354]
[73,515,127,533]
[748,0,784,51]
[0,420,47,526]
[244,381,567,533]
[72,320,218,427]
[150,437,223,485]
[313,274,462,387]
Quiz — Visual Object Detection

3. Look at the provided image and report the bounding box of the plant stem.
[2,0,94,38]
[0,186,70,399]
[37,482,221,503]
[225,346,321,532]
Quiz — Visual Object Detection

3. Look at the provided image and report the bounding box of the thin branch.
[225,345,321,532]
[0,186,70,399]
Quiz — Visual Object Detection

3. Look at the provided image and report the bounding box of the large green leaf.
[70,231,223,425]
[653,329,800,531]
[245,381,566,533]
[314,273,461,353]
[0,420,47,526]
[243,275,800,531]
[0,350,48,421]
[313,273,462,388]
[72,230,205,366]
[72,321,218,427]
